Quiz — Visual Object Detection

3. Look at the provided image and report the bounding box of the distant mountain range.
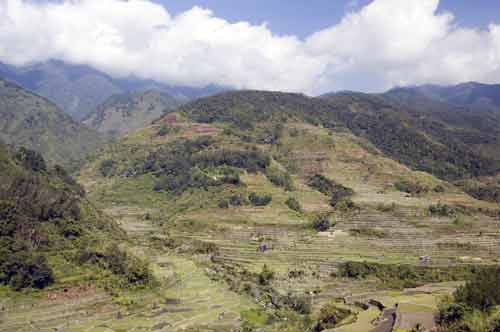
[0,78,106,169]
[0,60,226,121]
[83,89,180,137]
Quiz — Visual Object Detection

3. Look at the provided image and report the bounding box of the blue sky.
[154,0,500,39]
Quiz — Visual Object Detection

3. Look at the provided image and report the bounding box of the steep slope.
[0,78,106,168]
[0,60,226,120]
[82,89,181,137]
[182,90,499,180]
[0,144,125,291]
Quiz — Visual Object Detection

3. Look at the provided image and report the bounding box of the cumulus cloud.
[1,0,500,94]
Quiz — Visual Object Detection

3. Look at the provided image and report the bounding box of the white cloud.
[1,0,500,94]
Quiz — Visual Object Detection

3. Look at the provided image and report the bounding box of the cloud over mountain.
[2,0,500,94]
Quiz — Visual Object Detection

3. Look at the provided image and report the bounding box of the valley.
[1,85,500,332]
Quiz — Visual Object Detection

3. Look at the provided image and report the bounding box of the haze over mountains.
[0,60,225,121]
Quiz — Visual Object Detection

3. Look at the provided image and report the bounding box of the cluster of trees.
[438,267,500,332]
[307,174,354,208]
[459,180,500,203]
[0,148,87,290]
[182,90,500,182]
[77,244,155,288]
[286,197,302,213]
[133,137,271,194]
[338,261,491,289]
[266,166,294,191]
[249,192,272,206]
[428,203,457,217]
[0,250,54,290]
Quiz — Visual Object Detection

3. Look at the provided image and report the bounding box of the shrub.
[394,180,428,195]
[283,294,312,314]
[312,214,330,232]
[258,264,274,285]
[157,125,173,136]
[438,303,468,325]
[99,159,116,177]
[229,195,245,206]
[285,197,302,213]
[307,174,354,206]
[429,203,457,217]
[0,252,54,290]
[333,198,357,211]
[15,147,47,172]
[314,303,351,331]
[249,192,272,206]
[308,174,337,195]
[455,267,500,311]
[79,244,155,287]
[433,185,446,193]
[218,200,229,209]
[266,167,294,191]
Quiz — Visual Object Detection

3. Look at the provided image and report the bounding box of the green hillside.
[3,90,500,332]
[0,143,158,294]
[0,78,107,169]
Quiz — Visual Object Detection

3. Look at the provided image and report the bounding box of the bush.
[308,174,337,195]
[79,244,155,287]
[266,167,294,191]
[285,197,302,213]
[282,293,312,314]
[229,195,245,206]
[249,192,272,206]
[429,203,457,217]
[218,200,230,209]
[312,214,330,232]
[394,180,429,195]
[99,159,116,177]
[314,303,351,331]
[438,303,468,325]
[153,168,218,193]
[15,147,47,172]
[258,264,274,285]
[307,174,354,206]
[158,125,174,136]
[455,267,500,311]
[0,252,54,290]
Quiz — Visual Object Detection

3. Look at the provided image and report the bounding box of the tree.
[312,214,330,232]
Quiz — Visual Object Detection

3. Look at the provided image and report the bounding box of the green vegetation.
[77,244,155,288]
[437,267,500,331]
[0,79,106,169]
[428,203,457,217]
[311,214,331,232]
[313,303,351,331]
[307,174,354,207]
[0,252,54,290]
[249,192,273,206]
[99,159,117,177]
[258,264,275,286]
[394,180,429,195]
[285,197,302,212]
[339,261,494,289]
[266,166,294,191]
[0,145,127,291]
